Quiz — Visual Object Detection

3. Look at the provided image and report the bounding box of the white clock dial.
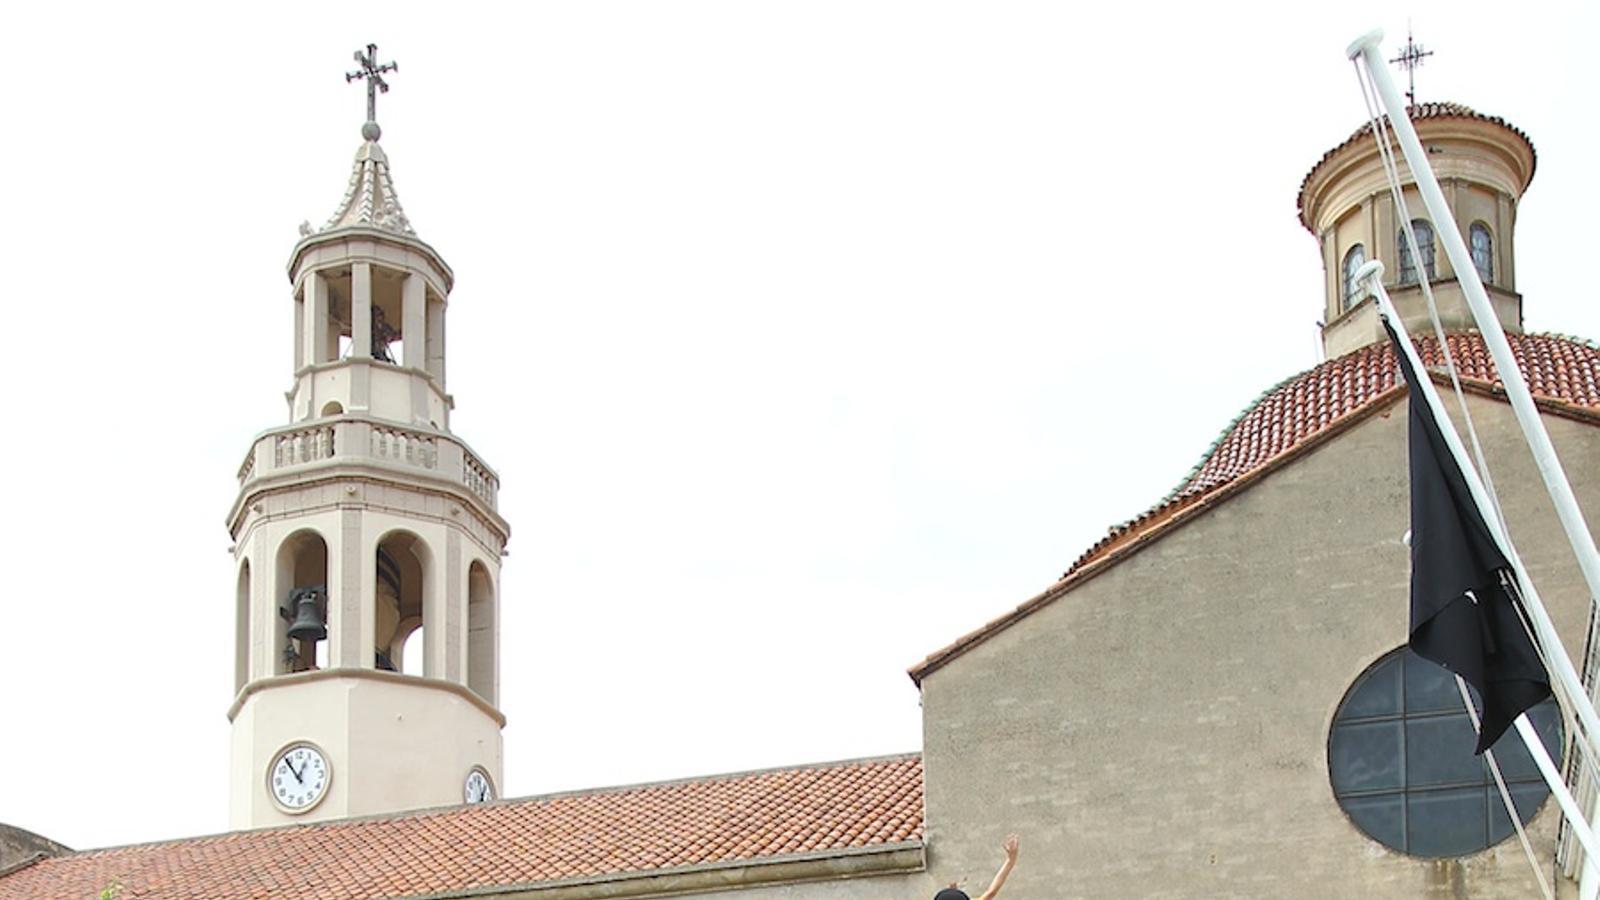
[464,768,494,804]
[269,743,330,813]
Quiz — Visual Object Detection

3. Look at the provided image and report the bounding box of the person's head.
[934,889,969,900]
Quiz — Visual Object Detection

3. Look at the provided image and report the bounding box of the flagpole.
[1348,30,1600,678]
[1359,259,1600,751]
[1361,261,1600,864]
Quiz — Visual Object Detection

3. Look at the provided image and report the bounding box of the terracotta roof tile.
[909,332,1600,684]
[0,755,922,900]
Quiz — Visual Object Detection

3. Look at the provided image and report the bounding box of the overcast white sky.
[1,1,1596,851]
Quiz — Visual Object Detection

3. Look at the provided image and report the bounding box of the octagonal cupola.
[1299,102,1536,359]
[285,118,455,429]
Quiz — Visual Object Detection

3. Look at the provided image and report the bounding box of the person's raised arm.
[976,834,1019,900]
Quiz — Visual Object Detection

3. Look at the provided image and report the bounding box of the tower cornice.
[288,226,454,294]
[1298,103,1536,235]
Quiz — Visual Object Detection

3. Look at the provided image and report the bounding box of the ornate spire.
[319,141,417,236]
[308,43,417,239]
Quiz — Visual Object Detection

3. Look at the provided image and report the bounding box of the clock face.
[269,743,330,813]
[464,768,494,805]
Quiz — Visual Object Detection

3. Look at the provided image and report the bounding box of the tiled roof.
[0,755,923,900]
[910,332,1600,684]
[1296,102,1536,232]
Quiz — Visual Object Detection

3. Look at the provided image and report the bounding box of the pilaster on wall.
[338,508,365,669]
[445,530,463,683]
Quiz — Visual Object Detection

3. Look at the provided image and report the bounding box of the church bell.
[285,586,327,643]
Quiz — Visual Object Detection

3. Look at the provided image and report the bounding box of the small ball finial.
[362,121,382,142]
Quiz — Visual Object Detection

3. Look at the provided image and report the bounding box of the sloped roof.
[1296,102,1537,232]
[910,332,1600,684]
[319,140,417,237]
[0,755,923,900]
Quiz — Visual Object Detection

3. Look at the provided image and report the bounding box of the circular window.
[1329,647,1562,857]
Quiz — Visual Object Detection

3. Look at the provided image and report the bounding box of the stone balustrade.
[274,426,336,467]
[238,417,499,512]
[461,450,499,508]
[371,424,438,470]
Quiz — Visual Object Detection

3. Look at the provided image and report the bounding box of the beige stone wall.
[920,396,1600,898]
[229,671,503,830]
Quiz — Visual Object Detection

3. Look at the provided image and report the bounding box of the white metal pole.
[1516,713,1600,869]
[1360,261,1600,766]
[1368,262,1600,869]
[1348,30,1600,655]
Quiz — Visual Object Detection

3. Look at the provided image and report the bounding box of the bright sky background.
[1,1,1596,851]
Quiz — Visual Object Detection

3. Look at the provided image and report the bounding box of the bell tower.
[227,45,510,829]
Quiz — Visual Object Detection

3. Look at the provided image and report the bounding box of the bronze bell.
[286,587,327,643]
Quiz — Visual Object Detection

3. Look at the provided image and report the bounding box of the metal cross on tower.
[346,43,398,131]
[1389,27,1433,107]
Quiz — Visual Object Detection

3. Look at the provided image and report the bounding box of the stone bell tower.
[226,45,510,829]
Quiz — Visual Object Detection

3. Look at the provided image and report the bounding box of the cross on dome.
[1389,27,1434,107]
[346,43,398,142]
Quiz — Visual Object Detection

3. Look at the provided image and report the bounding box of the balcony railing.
[238,417,499,513]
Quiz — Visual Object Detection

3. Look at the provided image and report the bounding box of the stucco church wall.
[921,395,1600,899]
[0,824,68,873]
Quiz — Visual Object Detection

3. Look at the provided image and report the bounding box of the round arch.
[374,528,434,676]
[273,529,330,675]
[467,559,497,705]
[235,558,252,692]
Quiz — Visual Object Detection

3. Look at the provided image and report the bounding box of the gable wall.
[921,396,1600,898]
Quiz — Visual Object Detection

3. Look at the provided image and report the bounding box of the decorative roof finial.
[346,43,398,142]
[1389,25,1433,107]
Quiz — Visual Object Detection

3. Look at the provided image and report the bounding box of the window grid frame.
[1329,648,1555,857]
[1470,222,1494,285]
[1397,219,1437,286]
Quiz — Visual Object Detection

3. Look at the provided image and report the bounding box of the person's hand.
[1002,834,1019,861]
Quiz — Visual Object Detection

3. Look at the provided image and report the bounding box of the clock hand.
[287,758,304,784]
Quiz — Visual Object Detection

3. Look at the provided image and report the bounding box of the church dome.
[1065,332,1600,579]
[1297,102,1537,233]
[1298,102,1538,359]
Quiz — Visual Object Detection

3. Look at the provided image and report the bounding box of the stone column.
[304,273,330,367]
[426,297,446,386]
[352,263,373,358]
[402,275,426,369]
[293,294,305,372]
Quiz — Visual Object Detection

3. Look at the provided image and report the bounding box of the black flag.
[1385,320,1551,753]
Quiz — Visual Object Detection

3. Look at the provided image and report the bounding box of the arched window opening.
[320,401,344,417]
[468,562,496,705]
[1342,244,1367,311]
[1470,222,1494,284]
[374,533,429,676]
[1397,219,1436,285]
[274,532,329,675]
[235,560,252,692]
